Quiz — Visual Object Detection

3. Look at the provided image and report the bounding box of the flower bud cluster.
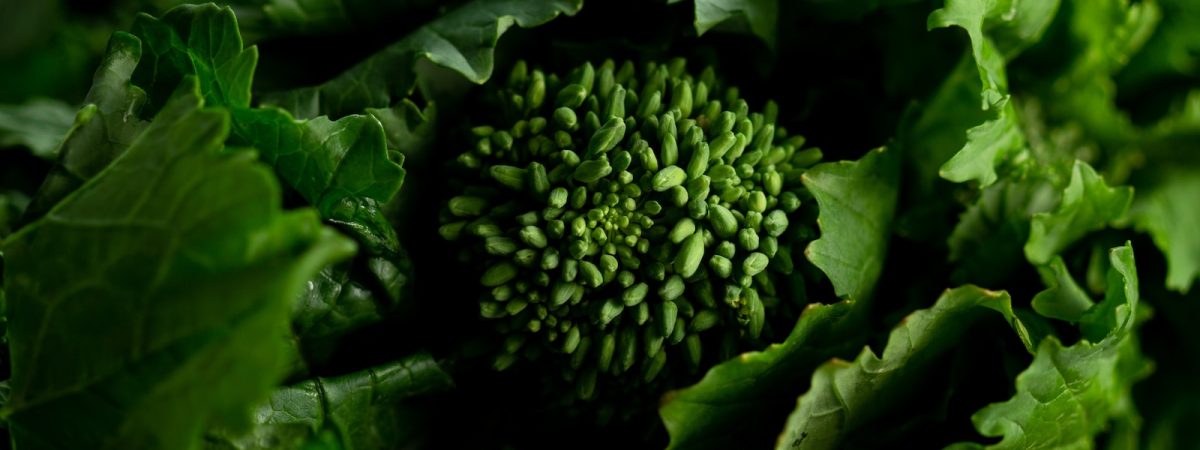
[440,59,822,399]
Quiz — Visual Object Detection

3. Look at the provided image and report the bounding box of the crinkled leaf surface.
[925,0,1059,186]
[130,3,257,115]
[660,301,857,450]
[262,0,583,119]
[1032,257,1094,322]
[129,4,409,261]
[661,147,900,450]
[1131,169,1200,293]
[950,243,1150,449]
[690,0,779,49]
[205,353,453,450]
[802,146,900,302]
[22,32,149,222]
[1025,160,1132,265]
[1,82,355,450]
[775,286,1030,450]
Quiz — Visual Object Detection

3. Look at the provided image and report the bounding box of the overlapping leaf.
[952,243,1150,449]
[775,286,1030,450]
[1025,160,1132,265]
[1131,169,1200,293]
[262,0,583,119]
[661,147,900,450]
[1,80,355,450]
[206,353,453,450]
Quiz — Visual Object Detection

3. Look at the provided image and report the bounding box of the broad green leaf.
[952,243,1150,449]
[660,301,859,450]
[775,286,1030,450]
[229,107,406,255]
[130,3,257,115]
[205,353,453,450]
[1,80,355,450]
[1025,160,1132,265]
[938,99,1023,186]
[263,0,583,119]
[1131,169,1200,293]
[1032,256,1094,322]
[691,0,779,49]
[22,32,149,222]
[802,146,900,302]
[0,99,76,159]
[926,0,1059,186]
[128,4,409,263]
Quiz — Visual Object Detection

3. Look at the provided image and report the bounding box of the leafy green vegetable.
[206,353,453,450]
[1132,169,1200,293]
[686,0,779,49]
[802,147,899,302]
[776,286,1030,450]
[263,0,584,119]
[1025,160,1132,265]
[952,244,1150,449]
[661,146,900,450]
[22,32,149,221]
[3,0,1200,448]
[2,79,354,450]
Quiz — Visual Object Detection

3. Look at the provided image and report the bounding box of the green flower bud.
[623,282,649,306]
[482,262,518,287]
[652,166,687,191]
[674,232,705,278]
[599,298,624,326]
[557,84,587,109]
[709,255,733,278]
[486,236,519,255]
[742,252,769,277]
[659,274,685,301]
[764,210,789,237]
[598,332,617,372]
[687,142,710,180]
[519,226,548,249]
[587,117,626,159]
[449,196,488,217]
[580,260,604,288]
[574,159,613,182]
[738,228,760,251]
[554,107,578,130]
[709,204,738,238]
[669,218,697,244]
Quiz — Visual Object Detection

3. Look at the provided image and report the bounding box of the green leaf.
[775,286,1030,450]
[1025,160,1132,265]
[802,146,900,302]
[22,32,149,222]
[947,176,1059,286]
[1032,256,1095,322]
[691,0,779,49]
[292,252,413,361]
[0,98,76,159]
[205,353,453,450]
[130,3,257,115]
[937,99,1023,186]
[1131,169,1200,293]
[229,107,406,256]
[1,80,355,450]
[262,0,583,119]
[128,4,409,260]
[926,0,1060,186]
[660,301,859,450]
[952,243,1150,449]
